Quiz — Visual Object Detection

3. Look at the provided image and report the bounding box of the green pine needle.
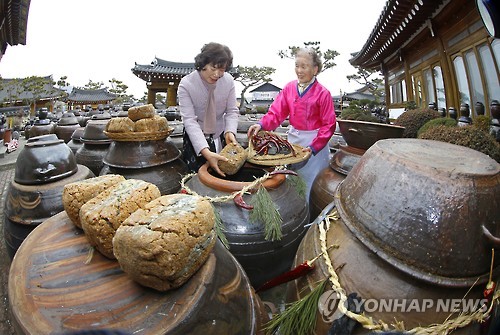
[212,204,229,249]
[264,279,328,335]
[288,174,307,199]
[249,186,283,241]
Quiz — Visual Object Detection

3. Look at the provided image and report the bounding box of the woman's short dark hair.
[194,42,233,71]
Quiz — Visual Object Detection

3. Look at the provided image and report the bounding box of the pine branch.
[212,205,229,249]
[288,174,307,198]
[249,186,283,241]
[264,279,328,335]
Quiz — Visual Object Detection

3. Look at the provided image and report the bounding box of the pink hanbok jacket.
[259,79,336,154]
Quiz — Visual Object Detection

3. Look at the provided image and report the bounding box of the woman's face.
[201,63,226,84]
[295,55,318,84]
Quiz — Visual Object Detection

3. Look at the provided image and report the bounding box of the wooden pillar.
[167,84,178,107]
[147,89,156,106]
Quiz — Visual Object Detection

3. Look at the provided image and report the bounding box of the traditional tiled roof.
[0,0,31,59]
[132,58,196,82]
[249,82,282,93]
[350,0,447,69]
[66,88,117,103]
[132,57,240,82]
[0,76,65,104]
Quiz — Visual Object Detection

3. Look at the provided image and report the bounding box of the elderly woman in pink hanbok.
[247,48,336,200]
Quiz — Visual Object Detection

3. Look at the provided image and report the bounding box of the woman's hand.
[302,146,312,154]
[201,148,228,177]
[224,131,238,145]
[247,124,261,139]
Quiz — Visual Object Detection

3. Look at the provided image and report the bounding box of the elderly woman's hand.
[247,124,261,139]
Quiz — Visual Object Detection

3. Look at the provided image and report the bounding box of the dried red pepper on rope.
[233,193,254,210]
[256,260,315,293]
[255,244,337,293]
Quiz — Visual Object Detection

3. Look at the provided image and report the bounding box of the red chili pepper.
[234,193,254,210]
[482,281,496,333]
[270,169,298,176]
[255,261,314,293]
[484,281,496,300]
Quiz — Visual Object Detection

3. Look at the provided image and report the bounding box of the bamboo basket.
[104,128,173,142]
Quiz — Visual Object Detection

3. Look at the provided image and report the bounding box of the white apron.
[287,126,330,201]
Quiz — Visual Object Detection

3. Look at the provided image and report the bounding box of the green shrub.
[255,105,269,114]
[417,117,457,137]
[394,108,440,138]
[473,115,491,133]
[340,101,380,123]
[419,125,500,162]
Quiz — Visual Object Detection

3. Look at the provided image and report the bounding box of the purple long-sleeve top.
[178,71,239,155]
[259,79,336,153]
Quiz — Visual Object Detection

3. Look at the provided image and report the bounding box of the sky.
[0,0,388,100]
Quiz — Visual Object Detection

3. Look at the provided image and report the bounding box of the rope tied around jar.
[264,210,499,334]
[317,215,500,335]
[180,165,302,243]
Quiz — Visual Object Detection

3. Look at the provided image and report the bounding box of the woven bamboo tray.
[104,128,174,142]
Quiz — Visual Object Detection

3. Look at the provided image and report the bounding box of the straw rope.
[179,165,288,204]
[103,128,173,141]
[317,214,500,334]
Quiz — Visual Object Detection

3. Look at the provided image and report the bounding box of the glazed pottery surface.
[286,215,483,334]
[336,138,500,286]
[336,119,405,150]
[9,211,268,335]
[4,165,94,258]
[15,135,78,185]
[186,163,309,288]
[67,127,85,155]
[29,122,55,138]
[100,158,188,195]
[57,112,79,125]
[329,144,365,175]
[55,123,81,143]
[104,139,182,168]
[80,119,111,144]
[309,164,346,220]
[75,143,110,176]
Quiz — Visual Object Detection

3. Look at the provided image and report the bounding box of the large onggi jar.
[287,138,500,334]
[186,163,309,288]
[9,211,269,334]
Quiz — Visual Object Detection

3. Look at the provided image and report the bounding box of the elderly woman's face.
[201,63,226,84]
[295,55,317,84]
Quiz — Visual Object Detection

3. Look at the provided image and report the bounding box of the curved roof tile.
[0,0,30,58]
[350,0,447,69]
[67,88,117,103]
[132,57,195,81]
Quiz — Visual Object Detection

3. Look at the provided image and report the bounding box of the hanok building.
[0,76,66,115]
[249,82,282,108]
[132,57,239,107]
[132,58,194,107]
[0,0,30,61]
[349,0,500,120]
[66,88,117,110]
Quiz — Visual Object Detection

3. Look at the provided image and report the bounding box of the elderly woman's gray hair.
[295,48,323,73]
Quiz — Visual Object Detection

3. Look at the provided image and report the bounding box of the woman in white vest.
[247,48,336,200]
